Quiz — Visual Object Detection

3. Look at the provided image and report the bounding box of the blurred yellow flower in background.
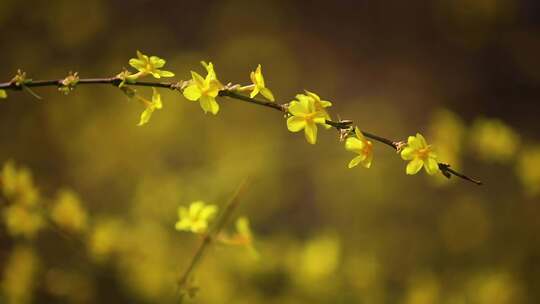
[117,222,177,302]
[516,146,540,196]
[428,109,466,185]
[50,189,88,233]
[129,50,175,79]
[298,233,340,282]
[0,89,6,98]
[1,246,39,304]
[345,127,374,168]
[175,201,218,234]
[469,118,520,163]
[88,217,125,261]
[3,204,44,238]
[249,64,275,101]
[183,61,224,115]
[1,162,44,238]
[1,161,39,207]
[401,133,439,175]
[286,92,329,144]
[219,216,259,258]
[468,271,523,304]
[405,272,440,304]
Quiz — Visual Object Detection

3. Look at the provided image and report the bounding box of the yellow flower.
[428,109,465,184]
[129,50,175,79]
[3,204,44,238]
[1,161,39,206]
[175,201,218,234]
[0,89,7,99]
[286,93,329,144]
[345,127,373,168]
[183,61,224,115]
[88,218,124,261]
[516,146,540,196]
[469,118,520,163]
[1,246,39,304]
[217,216,259,258]
[299,233,340,281]
[50,189,88,233]
[138,88,163,126]
[401,133,439,175]
[233,217,258,258]
[249,64,274,101]
[299,90,332,122]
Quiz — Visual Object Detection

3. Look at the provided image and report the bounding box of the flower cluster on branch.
[0,50,481,184]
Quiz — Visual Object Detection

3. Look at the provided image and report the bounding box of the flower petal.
[406,158,424,175]
[253,64,265,86]
[305,90,321,102]
[319,100,332,107]
[348,155,363,168]
[183,84,202,101]
[304,122,318,144]
[189,201,205,217]
[363,153,373,168]
[295,94,310,103]
[408,136,421,149]
[287,116,306,132]
[416,133,428,147]
[345,137,364,152]
[136,50,146,60]
[354,127,365,140]
[199,95,220,115]
[424,157,439,175]
[261,87,274,102]
[191,221,208,234]
[250,71,257,85]
[191,71,205,88]
[200,205,218,220]
[158,70,175,78]
[138,107,153,126]
[288,100,308,116]
[152,88,163,109]
[250,87,260,99]
[150,56,165,68]
[175,219,192,231]
[129,59,145,71]
[400,147,415,160]
[313,116,327,125]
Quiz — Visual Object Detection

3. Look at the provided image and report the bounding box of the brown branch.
[0,76,482,185]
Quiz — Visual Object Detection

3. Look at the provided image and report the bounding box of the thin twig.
[0,77,482,184]
[177,178,249,302]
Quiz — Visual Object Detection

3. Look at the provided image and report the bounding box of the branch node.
[58,72,79,95]
[394,141,407,153]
